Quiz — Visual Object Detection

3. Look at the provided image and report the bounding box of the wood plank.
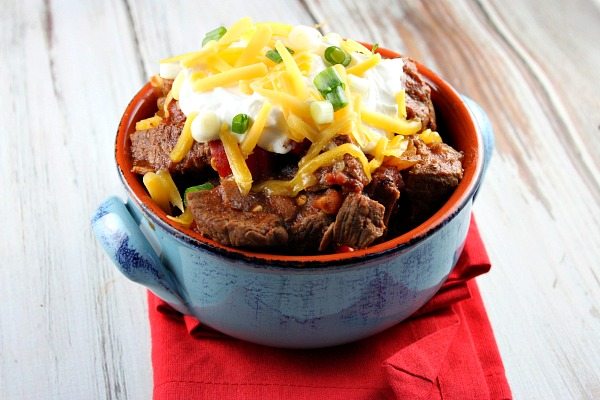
[303,0,600,398]
[0,0,152,398]
[0,1,315,398]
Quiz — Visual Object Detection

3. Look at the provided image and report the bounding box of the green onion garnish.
[371,43,379,54]
[231,113,251,134]
[265,47,294,64]
[313,67,348,111]
[324,46,351,67]
[184,182,214,206]
[313,66,348,111]
[313,66,345,94]
[202,26,227,46]
[324,85,348,111]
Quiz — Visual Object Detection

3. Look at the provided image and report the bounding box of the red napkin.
[148,219,512,400]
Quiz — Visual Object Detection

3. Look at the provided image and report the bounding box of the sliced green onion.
[310,101,334,124]
[202,26,227,46]
[324,46,351,67]
[184,182,214,206]
[265,47,295,64]
[231,113,251,134]
[313,66,348,111]
[371,43,379,54]
[324,86,348,111]
[313,66,345,94]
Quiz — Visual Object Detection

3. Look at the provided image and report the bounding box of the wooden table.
[2,1,599,398]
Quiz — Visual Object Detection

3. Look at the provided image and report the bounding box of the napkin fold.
[148,219,512,399]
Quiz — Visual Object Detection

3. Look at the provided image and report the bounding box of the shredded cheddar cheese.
[395,89,407,119]
[253,87,312,120]
[240,101,273,156]
[274,41,308,99]
[219,124,253,194]
[368,137,387,173]
[219,47,245,65]
[361,108,422,135]
[256,143,370,196]
[218,17,254,46]
[347,53,381,76]
[156,169,184,212]
[419,129,443,144]
[167,208,194,227]
[136,115,163,131]
[169,112,197,162]
[206,55,233,73]
[192,63,268,92]
[142,172,170,212]
[162,91,173,118]
[236,25,272,67]
[341,39,372,55]
[144,18,449,197]
[171,71,186,100]
[285,113,318,142]
[142,169,183,213]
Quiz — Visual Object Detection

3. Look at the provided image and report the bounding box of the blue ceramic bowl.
[92,47,493,348]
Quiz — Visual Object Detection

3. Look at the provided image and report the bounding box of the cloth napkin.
[148,219,512,399]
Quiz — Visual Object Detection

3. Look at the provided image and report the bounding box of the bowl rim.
[115,45,483,267]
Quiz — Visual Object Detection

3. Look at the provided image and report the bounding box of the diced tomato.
[335,245,355,253]
[208,140,273,180]
[208,140,232,177]
[289,139,311,156]
[245,147,272,181]
[313,189,343,215]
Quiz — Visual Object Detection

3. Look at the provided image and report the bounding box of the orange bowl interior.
[115,46,482,265]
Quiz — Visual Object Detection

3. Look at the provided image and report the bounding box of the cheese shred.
[274,41,308,99]
[361,108,421,135]
[347,53,381,76]
[147,18,448,199]
[240,101,273,156]
[256,143,370,196]
[219,124,253,194]
[169,112,198,162]
[193,63,268,92]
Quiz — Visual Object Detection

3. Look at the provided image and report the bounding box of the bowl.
[91,45,493,348]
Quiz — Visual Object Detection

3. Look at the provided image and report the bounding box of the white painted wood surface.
[1,1,599,398]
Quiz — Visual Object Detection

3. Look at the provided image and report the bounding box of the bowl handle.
[462,95,494,197]
[91,196,189,314]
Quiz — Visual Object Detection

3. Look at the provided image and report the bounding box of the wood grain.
[303,0,600,398]
[1,0,599,398]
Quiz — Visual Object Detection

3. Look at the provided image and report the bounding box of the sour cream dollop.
[178,77,291,153]
[176,25,407,155]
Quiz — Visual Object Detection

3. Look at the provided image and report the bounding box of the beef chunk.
[288,193,334,253]
[366,165,404,226]
[290,210,333,253]
[306,136,369,193]
[219,178,261,211]
[217,178,298,223]
[403,57,436,130]
[130,122,210,175]
[319,223,335,252]
[162,99,187,127]
[332,193,386,249]
[187,189,288,248]
[400,139,463,225]
[267,195,298,223]
[313,153,370,193]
